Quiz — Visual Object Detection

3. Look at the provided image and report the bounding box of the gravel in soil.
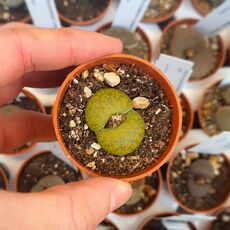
[0,2,29,23]
[211,208,230,230]
[56,0,110,23]
[169,150,230,211]
[114,172,159,214]
[59,64,172,177]
[160,22,222,81]
[144,0,180,20]
[100,27,150,61]
[201,84,230,135]
[195,0,225,15]
[18,151,81,192]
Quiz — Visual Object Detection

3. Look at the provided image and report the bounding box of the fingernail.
[109,181,132,212]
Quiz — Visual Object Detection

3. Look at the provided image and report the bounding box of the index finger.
[0,23,123,88]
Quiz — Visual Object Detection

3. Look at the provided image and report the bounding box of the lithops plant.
[85,88,145,156]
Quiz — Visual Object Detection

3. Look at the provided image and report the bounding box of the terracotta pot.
[138,211,197,230]
[180,93,194,140]
[0,165,9,190]
[114,170,162,216]
[14,150,83,192]
[3,88,45,155]
[53,54,181,182]
[158,18,226,82]
[208,206,230,230]
[142,0,183,24]
[96,22,153,62]
[57,0,112,26]
[191,0,221,16]
[167,145,230,214]
[198,79,222,136]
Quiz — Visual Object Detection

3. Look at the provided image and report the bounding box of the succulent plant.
[85,88,145,156]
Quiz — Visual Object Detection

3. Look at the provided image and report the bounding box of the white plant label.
[162,221,190,230]
[112,0,150,32]
[220,76,230,87]
[188,132,230,154]
[193,0,230,36]
[155,54,194,94]
[25,0,61,28]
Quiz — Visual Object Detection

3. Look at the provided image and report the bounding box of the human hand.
[0,23,132,230]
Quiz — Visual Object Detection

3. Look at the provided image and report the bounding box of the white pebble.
[104,72,120,87]
[132,97,150,109]
[84,87,92,98]
[69,120,76,128]
[91,142,101,150]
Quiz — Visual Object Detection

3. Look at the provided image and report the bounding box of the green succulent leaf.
[85,88,145,156]
[85,88,133,132]
[97,111,145,156]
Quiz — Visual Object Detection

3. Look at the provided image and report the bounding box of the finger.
[0,67,74,106]
[0,23,123,88]
[0,177,132,230]
[0,108,55,152]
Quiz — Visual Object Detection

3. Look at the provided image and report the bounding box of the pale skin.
[0,23,132,230]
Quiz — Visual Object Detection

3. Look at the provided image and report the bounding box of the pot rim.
[57,0,112,26]
[14,149,83,192]
[53,53,182,182]
[157,18,226,82]
[166,144,230,214]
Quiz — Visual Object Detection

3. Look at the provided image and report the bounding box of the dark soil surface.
[144,0,181,20]
[59,64,172,177]
[180,95,190,139]
[114,172,160,214]
[56,0,110,22]
[160,22,222,81]
[195,0,225,15]
[18,151,81,192]
[97,220,117,230]
[201,84,230,135]
[0,3,29,23]
[169,150,230,211]
[211,208,230,230]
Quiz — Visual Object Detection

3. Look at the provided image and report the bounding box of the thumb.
[4,177,132,230]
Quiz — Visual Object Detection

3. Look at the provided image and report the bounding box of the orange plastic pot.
[191,0,218,16]
[138,211,197,230]
[180,93,194,140]
[142,0,183,24]
[14,150,83,192]
[208,206,230,230]
[3,88,45,155]
[158,18,226,82]
[57,0,112,26]
[114,170,162,216]
[198,80,222,136]
[53,54,182,182]
[0,165,9,190]
[96,22,153,62]
[167,145,230,214]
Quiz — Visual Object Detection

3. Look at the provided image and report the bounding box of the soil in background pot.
[0,1,29,23]
[56,0,110,24]
[114,172,160,214]
[0,167,7,190]
[99,27,150,61]
[211,207,230,230]
[193,0,225,15]
[143,0,181,22]
[17,151,82,192]
[169,149,230,211]
[97,220,118,230]
[59,63,173,177]
[200,83,230,135]
[160,21,223,81]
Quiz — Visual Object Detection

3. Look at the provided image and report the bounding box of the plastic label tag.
[25,0,61,28]
[220,76,230,87]
[155,54,194,94]
[192,0,230,36]
[112,0,150,32]
[188,132,230,154]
